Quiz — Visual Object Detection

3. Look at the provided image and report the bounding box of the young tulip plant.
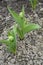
[0,6,41,54]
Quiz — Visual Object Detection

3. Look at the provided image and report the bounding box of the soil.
[0,0,43,65]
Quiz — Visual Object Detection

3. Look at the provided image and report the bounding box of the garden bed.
[0,0,43,65]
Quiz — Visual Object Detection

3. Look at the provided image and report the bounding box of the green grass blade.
[0,39,9,45]
[24,23,41,34]
[33,0,37,9]
[29,0,33,8]
[8,7,24,27]
[29,0,38,10]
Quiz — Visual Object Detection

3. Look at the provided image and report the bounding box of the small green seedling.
[0,25,17,54]
[8,6,41,39]
[29,0,38,10]
[0,6,41,54]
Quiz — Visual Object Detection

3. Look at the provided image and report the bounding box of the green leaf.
[10,25,17,53]
[17,27,24,39]
[7,40,17,54]
[29,0,38,10]
[0,39,9,45]
[8,26,17,53]
[8,30,12,36]
[8,7,24,28]
[19,5,25,18]
[0,25,17,54]
[24,23,41,34]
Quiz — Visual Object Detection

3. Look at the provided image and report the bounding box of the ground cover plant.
[0,6,41,54]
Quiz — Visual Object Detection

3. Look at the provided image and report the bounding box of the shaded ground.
[0,0,43,65]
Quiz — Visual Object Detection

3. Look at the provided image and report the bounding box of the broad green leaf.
[8,7,24,28]
[24,23,41,34]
